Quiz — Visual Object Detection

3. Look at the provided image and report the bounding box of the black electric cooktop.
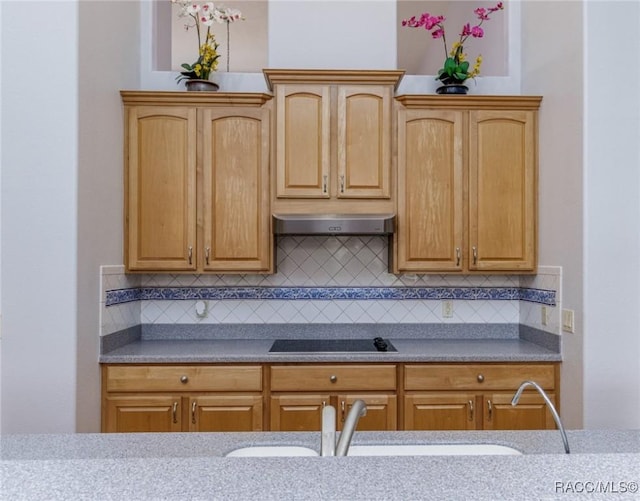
[269,337,397,353]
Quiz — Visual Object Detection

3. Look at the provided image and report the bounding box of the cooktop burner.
[269,338,397,353]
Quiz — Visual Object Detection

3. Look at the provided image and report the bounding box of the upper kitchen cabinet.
[122,91,273,273]
[395,96,541,274]
[263,69,404,215]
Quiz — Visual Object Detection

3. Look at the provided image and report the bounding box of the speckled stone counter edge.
[101,323,559,355]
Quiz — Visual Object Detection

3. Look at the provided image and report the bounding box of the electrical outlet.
[442,300,454,318]
[541,306,548,326]
[562,309,575,333]
[195,300,209,318]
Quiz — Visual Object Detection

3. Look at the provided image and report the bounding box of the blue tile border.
[106,286,556,307]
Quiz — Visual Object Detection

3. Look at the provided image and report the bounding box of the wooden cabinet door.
[104,395,182,433]
[126,107,197,271]
[404,393,478,431]
[339,394,397,431]
[201,107,271,272]
[188,395,263,432]
[468,110,537,271]
[396,109,464,272]
[483,392,557,430]
[275,84,330,198]
[337,85,391,199]
[270,394,331,431]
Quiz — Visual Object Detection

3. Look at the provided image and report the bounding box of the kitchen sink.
[225,446,319,457]
[269,338,397,353]
[346,444,522,456]
[224,444,522,457]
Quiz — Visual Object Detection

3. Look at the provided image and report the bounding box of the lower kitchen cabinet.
[101,361,559,433]
[268,364,397,431]
[104,395,183,433]
[404,392,477,431]
[403,363,559,431]
[269,393,397,432]
[269,394,330,431]
[188,395,263,432]
[482,392,557,430]
[102,365,263,433]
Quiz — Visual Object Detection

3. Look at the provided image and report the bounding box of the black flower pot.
[436,84,469,95]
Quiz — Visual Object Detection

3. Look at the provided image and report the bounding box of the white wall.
[583,1,640,428]
[1,1,79,432]
[521,1,584,427]
[0,0,138,433]
[75,1,140,432]
[0,2,3,433]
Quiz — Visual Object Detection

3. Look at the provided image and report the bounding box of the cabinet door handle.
[205,247,210,265]
[472,246,478,265]
[172,402,178,424]
[487,399,493,421]
[323,175,328,194]
[191,401,197,424]
[340,174,345,193]
[322,400,327,408]
[341,400,345,422]
[468,400,474,421]
[456,247,461,266]
[188,246,193,265]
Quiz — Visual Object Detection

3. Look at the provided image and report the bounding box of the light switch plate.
[562,309,575,333]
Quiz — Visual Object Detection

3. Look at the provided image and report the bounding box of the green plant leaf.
[444,58,456,72]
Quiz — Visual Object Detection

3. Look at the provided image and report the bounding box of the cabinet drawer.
[270,365,396,391]
[105,365,262,392]
[404,364,556,391]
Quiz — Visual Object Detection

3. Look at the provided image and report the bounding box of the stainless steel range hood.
[273,214,395,235]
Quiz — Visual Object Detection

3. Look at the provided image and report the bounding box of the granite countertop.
[99,323,562,363]
[2,430,639,500]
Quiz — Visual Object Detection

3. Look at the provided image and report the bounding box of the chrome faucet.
[511,380,570,454]
[320,405,336,456]
[335,400,367,457]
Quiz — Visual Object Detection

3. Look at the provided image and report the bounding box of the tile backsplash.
[101,236,560,336]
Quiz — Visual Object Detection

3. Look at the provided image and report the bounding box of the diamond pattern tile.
[101,241,563,329]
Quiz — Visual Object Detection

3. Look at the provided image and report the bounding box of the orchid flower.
[402,2,504,85]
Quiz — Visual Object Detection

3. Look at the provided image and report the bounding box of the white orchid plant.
[171,1,244,84]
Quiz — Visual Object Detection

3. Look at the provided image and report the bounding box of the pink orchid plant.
[402,2,504,86]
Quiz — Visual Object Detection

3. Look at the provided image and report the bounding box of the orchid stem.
[226,21,230,72]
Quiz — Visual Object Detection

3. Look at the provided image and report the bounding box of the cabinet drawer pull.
[188,246,193,265]
[172,402,178,424]
[329,375,337,383]
[487,399,493,421]
[472,246,478,265]
[191,401,197,424]
[468,399,474,421]
[205,247,210,265]
[180,375,189,384]
[456,247,461,266]
[477,374,484,383]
